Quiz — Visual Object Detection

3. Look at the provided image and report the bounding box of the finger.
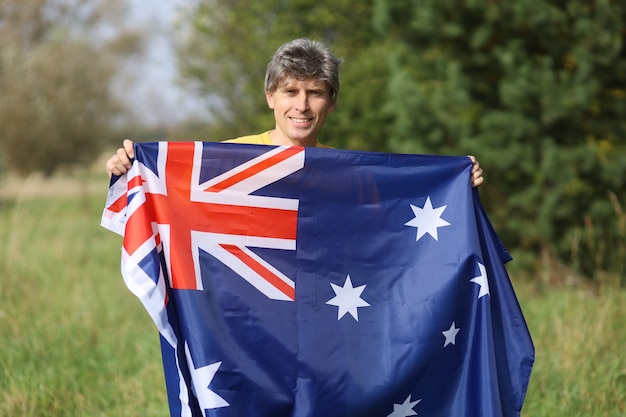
[472,175,484,188]
[471,168,484,188]
[123,139,135,158]
[116,147,133,169]
[105,156,125,178]
[468,156,480,173]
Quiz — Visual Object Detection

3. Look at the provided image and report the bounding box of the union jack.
[103,142,305,302]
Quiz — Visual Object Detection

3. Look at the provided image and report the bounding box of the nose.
[295,92,309,111]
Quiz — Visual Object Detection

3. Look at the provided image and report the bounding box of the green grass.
[1,189,624,416]
[0,193,167,416]
[516,282,626,416]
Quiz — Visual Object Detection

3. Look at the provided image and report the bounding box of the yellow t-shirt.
[224,131,331,148]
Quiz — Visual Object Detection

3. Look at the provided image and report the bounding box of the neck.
[268,129,317,147]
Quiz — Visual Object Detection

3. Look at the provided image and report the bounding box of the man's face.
[265,77,336,147]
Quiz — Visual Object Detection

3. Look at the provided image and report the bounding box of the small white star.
[184,343,230,414]
[442,321,460,347]
[388,395,421,417]
[326,275,370,321]
[470,262,490,299]
[405,196,450,242]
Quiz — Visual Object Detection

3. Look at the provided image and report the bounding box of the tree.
[373,0,626,280]
[0,0,141,175]
[175,0,626,280]
[174,0,387,147]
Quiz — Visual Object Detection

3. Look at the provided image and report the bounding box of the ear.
[265,91,275,109]
[328,99,337,113]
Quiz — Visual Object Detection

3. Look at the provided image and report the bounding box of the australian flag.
[101,142,534,417]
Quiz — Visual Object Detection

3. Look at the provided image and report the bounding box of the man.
[106,38,484,187]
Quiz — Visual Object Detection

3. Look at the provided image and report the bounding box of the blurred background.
[0,0,624,415]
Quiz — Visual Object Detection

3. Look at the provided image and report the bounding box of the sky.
[119,0,209,126]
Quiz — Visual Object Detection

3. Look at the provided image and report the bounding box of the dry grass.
[0,151,112,200]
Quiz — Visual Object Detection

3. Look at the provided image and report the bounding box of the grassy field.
[1,177,624,416]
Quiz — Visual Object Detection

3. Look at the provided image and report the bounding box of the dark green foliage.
[177,0,626,280]
[372,0,626,280]
[175,0,380,144]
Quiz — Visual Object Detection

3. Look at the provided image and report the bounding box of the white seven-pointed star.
[405,196,451,242]
[326,275,370,321]
[184,343,230,413]
[470,261,490,299]
[388,395,421,417]
[442,321,460,347]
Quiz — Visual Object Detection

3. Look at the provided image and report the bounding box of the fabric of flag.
[101,141,534,417]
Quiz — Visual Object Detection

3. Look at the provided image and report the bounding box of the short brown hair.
[264,38,342,103]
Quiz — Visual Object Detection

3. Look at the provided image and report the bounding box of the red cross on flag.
[103,142,305,301]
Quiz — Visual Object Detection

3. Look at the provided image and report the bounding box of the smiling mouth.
[290,117,312,124]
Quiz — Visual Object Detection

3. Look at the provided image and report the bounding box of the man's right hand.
[105,139,135,177]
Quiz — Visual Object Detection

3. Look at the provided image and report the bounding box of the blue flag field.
[101,142,534,417]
